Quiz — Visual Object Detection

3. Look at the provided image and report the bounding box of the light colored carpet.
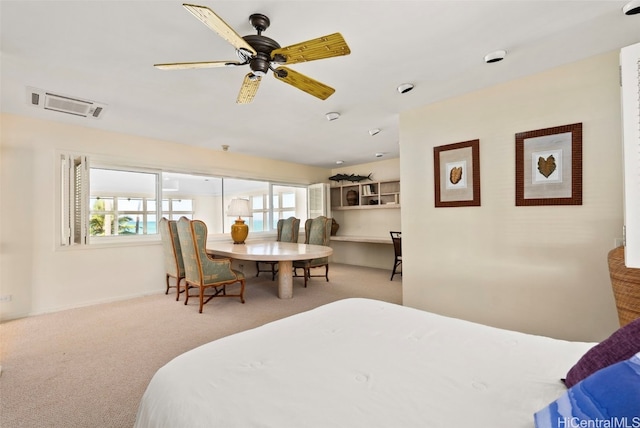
[0,264,402,428]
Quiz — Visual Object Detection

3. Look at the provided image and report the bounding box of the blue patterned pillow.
[565,317,640,388]
[535,352,640,428]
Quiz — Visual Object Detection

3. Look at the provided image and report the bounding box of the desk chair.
[256,217,300,280]
[293,216,332,287]
[390,231,402,280]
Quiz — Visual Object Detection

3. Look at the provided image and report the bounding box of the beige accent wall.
[400,51,623,342]
[0,114,329,320]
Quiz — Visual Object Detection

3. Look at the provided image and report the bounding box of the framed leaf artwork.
[434,139,481,208]
[515,123,582,206]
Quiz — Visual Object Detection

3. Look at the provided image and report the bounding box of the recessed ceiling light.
[369,128,381,136]
[623,0,640,15]
[325,112,340,121]
[484,49,507,63]
[397,83,414,94]
[335,160,344,165]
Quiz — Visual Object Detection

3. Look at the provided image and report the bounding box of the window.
[60,156,312,247]
[162,198,194,221]
[89,168,158,238]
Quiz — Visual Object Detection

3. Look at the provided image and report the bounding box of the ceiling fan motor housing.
[242,34,281,76]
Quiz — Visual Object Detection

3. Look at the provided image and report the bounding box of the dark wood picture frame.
[434,139,481,208]
[515,123,582,206]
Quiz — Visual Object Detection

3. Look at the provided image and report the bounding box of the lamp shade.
[227,199,252,244]
[227,199,252,218]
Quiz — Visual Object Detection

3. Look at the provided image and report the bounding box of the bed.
[134,298,637,428]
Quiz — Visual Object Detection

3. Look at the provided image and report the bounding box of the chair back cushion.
[304,216,332,246]
[159,218,185,277]
[277,217,300,243]
[176,217,201,285]
[189,219,238,284]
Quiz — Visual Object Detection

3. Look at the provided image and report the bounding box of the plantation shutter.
[308,183,330,218]
[621,42,640,267]
[60,154,88,246]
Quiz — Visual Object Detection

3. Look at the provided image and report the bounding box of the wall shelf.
[330,180,400,210]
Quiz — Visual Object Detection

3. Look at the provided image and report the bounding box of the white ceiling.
[1,1,638,169]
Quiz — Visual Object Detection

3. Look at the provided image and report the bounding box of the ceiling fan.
[155,3,351,104]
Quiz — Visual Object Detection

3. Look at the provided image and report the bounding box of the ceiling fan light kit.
[155,4,351,104]
[484,50,507,63]
[623,0,640,15]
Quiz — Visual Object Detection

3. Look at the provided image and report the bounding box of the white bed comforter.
[134,298,594,428]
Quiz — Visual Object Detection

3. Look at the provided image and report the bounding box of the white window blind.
[621,42,640,267]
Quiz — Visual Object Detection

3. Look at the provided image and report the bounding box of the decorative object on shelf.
[331,218,340,236]
[330,179,400,209]
[329,173,372,183]
[346,190,358,206]
[515,123,582,206]
[227,198,252,244]
[434,139,481,208]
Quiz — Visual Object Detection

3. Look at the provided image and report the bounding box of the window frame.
[58,154,315,249]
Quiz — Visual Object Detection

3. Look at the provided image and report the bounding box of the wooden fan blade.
[182,4,256,56]
[236,73,262,104]
[273,67,335,100]
[271,33,350,64]
[154,60,243,70]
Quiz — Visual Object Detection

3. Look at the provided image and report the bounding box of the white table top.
[206,241,333,262]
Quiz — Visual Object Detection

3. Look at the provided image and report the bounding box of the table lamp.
[227,198,252,244]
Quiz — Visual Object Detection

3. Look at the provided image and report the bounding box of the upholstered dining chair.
[608,246,640,326]
[176,217,245,313]
[159,217,185,300]
[390,231,402,281]
[293,216,332,287]
[256,216,300,280]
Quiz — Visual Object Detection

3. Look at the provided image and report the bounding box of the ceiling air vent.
[27,87,107,119]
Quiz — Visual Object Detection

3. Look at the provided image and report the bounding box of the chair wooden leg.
[165,274,170,295]
[325,265,329,282]
[239,279,246,304]
[175,278,180,301]
[199,286,204,314]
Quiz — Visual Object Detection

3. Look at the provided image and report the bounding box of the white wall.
[0,114,329,320]
[400,51,623,342]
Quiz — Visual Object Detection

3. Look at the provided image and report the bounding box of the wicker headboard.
[608,246,640,327]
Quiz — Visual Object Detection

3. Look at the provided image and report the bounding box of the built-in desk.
[330,235,392,244]
[329,235,394,270]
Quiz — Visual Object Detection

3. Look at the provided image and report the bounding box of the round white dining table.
[206,241,333,298]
